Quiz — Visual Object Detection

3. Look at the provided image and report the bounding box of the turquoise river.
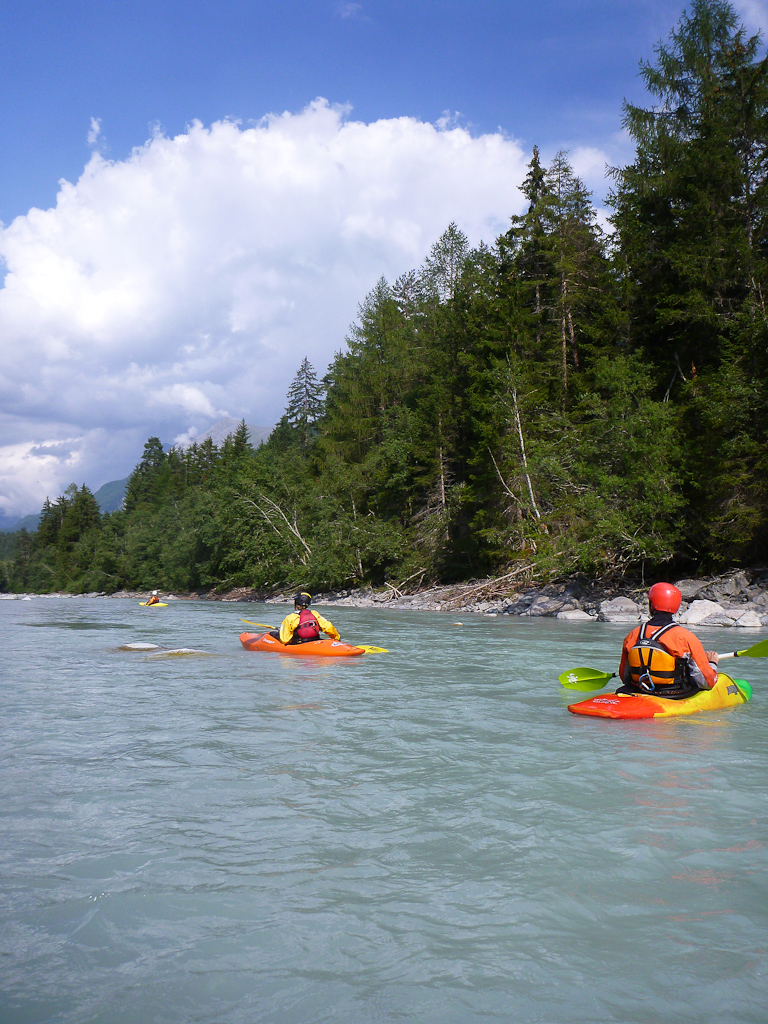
[1,596,767,1023]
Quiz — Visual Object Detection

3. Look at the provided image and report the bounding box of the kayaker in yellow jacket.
[278,592,340,645]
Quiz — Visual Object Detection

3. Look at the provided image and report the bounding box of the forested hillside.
[4,0,768,596]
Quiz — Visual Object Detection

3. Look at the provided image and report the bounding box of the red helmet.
[648,582,682,613]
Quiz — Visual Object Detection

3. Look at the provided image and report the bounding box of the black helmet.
[294,591,312,608]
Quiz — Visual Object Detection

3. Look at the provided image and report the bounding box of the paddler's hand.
[705,651,719,664]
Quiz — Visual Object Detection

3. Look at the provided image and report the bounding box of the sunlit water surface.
[1,597,767,1024]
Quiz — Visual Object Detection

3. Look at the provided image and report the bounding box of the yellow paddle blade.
[241,618,276,630]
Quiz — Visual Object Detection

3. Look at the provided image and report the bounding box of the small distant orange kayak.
[239,632,365,657]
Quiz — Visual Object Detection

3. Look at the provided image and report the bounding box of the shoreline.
[4,567,768,628]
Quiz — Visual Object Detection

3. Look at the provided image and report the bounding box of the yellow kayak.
[139,601,168,607]
[568,672,752,719]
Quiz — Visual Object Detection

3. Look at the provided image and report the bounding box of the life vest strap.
[629,621,683,691]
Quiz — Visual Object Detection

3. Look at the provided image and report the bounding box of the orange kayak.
[239,632,365,657]
[568,672,751,719]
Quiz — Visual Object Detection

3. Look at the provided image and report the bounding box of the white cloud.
[570,146,611,184]
[0,437,82,516]
[336,3,364,18]
[0,99,533,517]
[87,117,102,148]
[734,1,768,32]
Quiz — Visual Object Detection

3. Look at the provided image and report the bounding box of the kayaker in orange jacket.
[147,590,161,606]
[617,582,719,698]
[277,592,340,645]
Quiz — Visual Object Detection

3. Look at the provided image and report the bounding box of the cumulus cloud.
[734,1,768,32]
[87,117,102,148]
[0,99,536,517]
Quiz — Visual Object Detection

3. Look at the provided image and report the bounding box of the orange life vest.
[627,621,687,691]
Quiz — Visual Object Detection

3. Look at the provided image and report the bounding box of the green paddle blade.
[558,666,616,691]
[732,637,768,659]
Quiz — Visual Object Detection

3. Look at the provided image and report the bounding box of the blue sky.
[0,0,716,222]
[1,0,766,522]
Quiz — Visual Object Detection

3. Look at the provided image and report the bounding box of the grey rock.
[679,599,725,625]
[503,594,536,615]
[700,613,741,627]
[528,596,574,617]
[724,609,763,628]
[556,608,595,621]
[674,578,705,600]
[598,597,642,622]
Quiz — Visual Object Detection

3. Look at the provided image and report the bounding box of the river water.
[1,596,766,1024]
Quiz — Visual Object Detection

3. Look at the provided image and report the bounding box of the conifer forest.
[4,1,768,596]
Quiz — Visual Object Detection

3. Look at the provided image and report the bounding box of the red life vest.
[296,608,321,640]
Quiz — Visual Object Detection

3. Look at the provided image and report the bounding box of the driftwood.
[382,564,537,610]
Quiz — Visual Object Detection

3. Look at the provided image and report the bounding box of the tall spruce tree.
[286,357,325,449]
[610,0,768,563]
[610,0,768,373]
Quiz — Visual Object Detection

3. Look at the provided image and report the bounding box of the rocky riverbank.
[5,569,768,627]
[307,570,768,627]
[207,568,768,628]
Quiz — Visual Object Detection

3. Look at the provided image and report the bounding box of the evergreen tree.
[610,0,768,374]
[285,358,325,448]
[610,0,768,563]
[123,437,169,512]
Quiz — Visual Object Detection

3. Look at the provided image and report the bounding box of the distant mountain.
[0,512,40,533]
[0,477,129,534]
[174,418,272,450]
[20,512,43,531]
[93,477,129,513]
[0,422,271,534]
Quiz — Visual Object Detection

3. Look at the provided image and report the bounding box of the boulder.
[598,597,642,622]
[556,608,595,621]
[724,608,763,628]
[701,612,743,626]
[674,578,705,601]
[503,594,536,615]
[678,599,725,625]
[528,595,576,617]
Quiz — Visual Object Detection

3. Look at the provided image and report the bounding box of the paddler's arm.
[279,612,300,645]
[315,612,340,640]
[687,637,718,689]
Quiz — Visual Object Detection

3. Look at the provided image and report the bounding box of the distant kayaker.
[617,582,719,699]
[147,590,161,606]
[276,592,340,645]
